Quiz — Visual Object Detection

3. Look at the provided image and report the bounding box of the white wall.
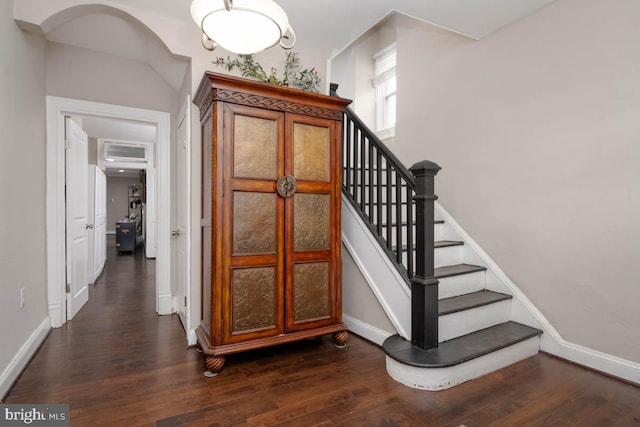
[331,15,396,128]
[0,4,49,398]
[46,42,179,114]
[391,0,639,362]
[342,249,396,335]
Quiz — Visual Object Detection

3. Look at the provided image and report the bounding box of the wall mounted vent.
[104,142,147,163]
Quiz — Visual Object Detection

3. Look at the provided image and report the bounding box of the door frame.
[175,95,192,342]
[46,96,172,327]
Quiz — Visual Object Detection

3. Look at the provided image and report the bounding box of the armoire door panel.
[232,191,277,255]
[293,193,331,252]
[292,261,331,322]
[233,114,279,180]
[229,266,280,335]
[293,122,330,182]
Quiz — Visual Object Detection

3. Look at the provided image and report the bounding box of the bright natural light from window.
[373,43,396,137]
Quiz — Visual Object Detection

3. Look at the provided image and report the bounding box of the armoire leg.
[333,331,348,348]
[204,355,225,378]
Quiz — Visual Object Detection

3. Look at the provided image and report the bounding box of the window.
[373,43,396,137]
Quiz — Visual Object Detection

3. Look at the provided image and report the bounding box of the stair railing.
[330,84,441,350]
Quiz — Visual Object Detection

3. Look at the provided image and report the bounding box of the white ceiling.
[42,0,556,89]
[105,0,557,54]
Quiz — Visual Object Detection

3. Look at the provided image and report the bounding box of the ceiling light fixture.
[190,0,295,54]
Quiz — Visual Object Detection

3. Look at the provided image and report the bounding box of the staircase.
[332,84,542,390]
[383,210,542,390]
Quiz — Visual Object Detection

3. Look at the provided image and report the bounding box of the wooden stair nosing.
[378,220,445,227]
[435,240,464,249]
[391,240,464,253]
[383,321,543,368]
[434,263,486,279]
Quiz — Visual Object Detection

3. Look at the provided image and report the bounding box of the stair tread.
[435,240,463,248]
[439,290,512,316]
[392,240,464,253]
[383,321,543,368]
[435,263,486,278]
[379,220,444,227]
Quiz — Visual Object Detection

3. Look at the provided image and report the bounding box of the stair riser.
[439,299,511,343]
[438,271,486,299]
[363,205,411,228]
[386,336,540,391]
[379,224,442,248]
[435,245,463,268]
[397,248,460,269]
[435,222,445,241]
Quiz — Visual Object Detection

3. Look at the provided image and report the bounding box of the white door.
[94,167,107,280]
[87,165,97,284]
[175,97,191,332]
[65,117,90,320]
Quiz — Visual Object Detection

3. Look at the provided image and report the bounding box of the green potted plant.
[213,51,321,93]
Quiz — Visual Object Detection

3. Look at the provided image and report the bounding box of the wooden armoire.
[194,72,351,376]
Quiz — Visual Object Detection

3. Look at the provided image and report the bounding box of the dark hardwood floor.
[5,237,640,426]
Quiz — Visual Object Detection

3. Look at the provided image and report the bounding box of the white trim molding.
[343,314,393,347]
[187,329,198,346]
[435,202,640,386]
[46,96,172,328]
[0,318,50,400]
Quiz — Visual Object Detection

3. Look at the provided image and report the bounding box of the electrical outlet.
[20,287,25,308]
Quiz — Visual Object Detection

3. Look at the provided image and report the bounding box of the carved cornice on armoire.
[194,72,351,122]
[198,88,343,121]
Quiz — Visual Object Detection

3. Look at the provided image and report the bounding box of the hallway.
[5,238,201,423]
[5,239,640,426]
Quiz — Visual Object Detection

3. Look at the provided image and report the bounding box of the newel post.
[409,160,441,350]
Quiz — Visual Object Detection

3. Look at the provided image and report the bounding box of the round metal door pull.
[277,175,297,198]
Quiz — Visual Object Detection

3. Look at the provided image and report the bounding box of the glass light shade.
[191,0,291,54]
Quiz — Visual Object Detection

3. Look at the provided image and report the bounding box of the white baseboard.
[106,230,116,235]
[157,293,172,315]
[541,335,640,385]
[187,329,197,346]
[0,317,51,400]
[435,202,640,385]
[48,302,64,328]
[343,314,392,346]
